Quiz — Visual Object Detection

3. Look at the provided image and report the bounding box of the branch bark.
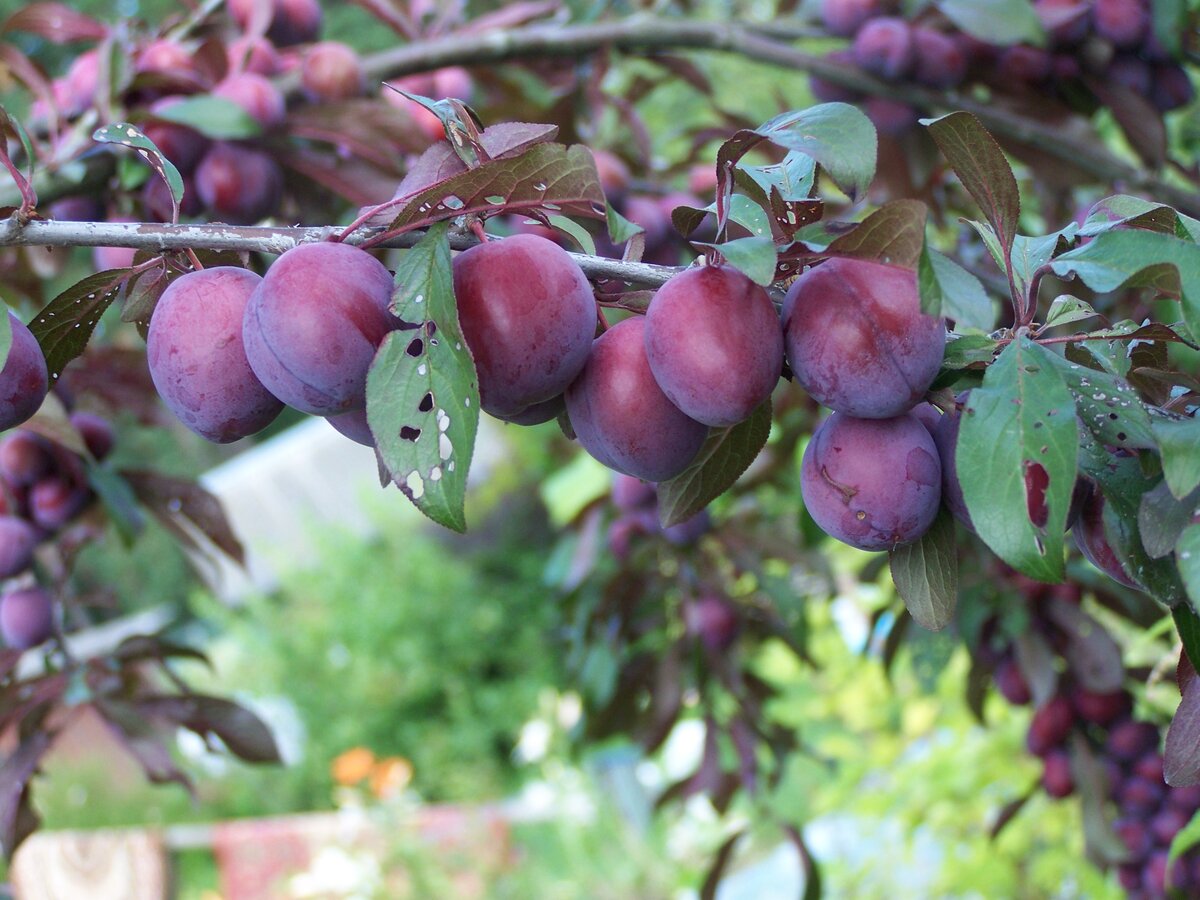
[0,216,684,288]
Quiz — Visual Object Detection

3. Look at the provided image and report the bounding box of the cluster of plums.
[814,0,1194,136]
[983,577,1200,897]
[0,413,114,651]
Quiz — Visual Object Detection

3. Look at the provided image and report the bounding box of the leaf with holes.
[368,223,479,533]
[958,336,1078,582]
[94,122,183,222]
[889,508,957,631]
[1041,352,1154,450]
[737,150,816,204]
[919,246,992,329]
[28,269,130,380]
[657,399,771,528]
[388,142,603,231]
[828,200,926,270]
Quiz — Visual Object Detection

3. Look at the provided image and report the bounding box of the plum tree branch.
[0,216,684,288]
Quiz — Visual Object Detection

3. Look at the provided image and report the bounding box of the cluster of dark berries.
[0,413,114,650]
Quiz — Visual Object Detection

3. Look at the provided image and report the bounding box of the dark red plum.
[565,317,707,482]
[0,587,54,649]
[800,412,941,552]
[644,265,782,428]
[1092,0,1149,48]
[326,408,374,447]
[1151,64,1195,111]
[1071,686,1131,725]
[1115,818,1152,862]
[196,143,284,224]
[1150,807,1188,846]
[852,18,915,81]
[143,97,211,174]
[0,313,49,432]
[1106,56,1153,96]
[148,267,283,443]
[1133,751,1165,784]
[995,657,1031,705]
[1108,719,1160,762]
[143,173,203,222]
[863,98,919,137]
[821,0,881,36]
[0,516,37,578]
[1026,695,1075,756]
[229,0,322,46]
[993,46,1054,84]
[783,258,945,418]
[612,473,657,511]
[1073,488,1140,589]
[685,594,740,653]
[69,412,115,461]
[0,432,51,486]
[911,28,967,88]
[494,396,566,426]
[227,35,281,76]
[452,234,596,419]
[1119,775,1166,815]
[243,242,398,415]
[1041,749,1075,797]
[932,392,973,530]
[136,39,193,76]
[302,42,364,102]
[213,73,286,128]
[663,509,711,546]
[29,476,89,531]
[1036,0,1091,45]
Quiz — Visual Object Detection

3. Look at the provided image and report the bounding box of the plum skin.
[0,587,54,650]
[643,264,782,428]
[0,516,38,578]
[799,412,941,552]
[148,267,284,443]
[852,18,915,82]
[196,143,284,226]
[302,42,364,102]
[565,316,708,483]
[0,312,49,432]
[243,242,398,416]
[783,258,945,419]
[452,234,597,419]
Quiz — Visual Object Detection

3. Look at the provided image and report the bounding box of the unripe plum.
[0,432,51,486]
[1092,0,1149,48]
[0,587,53,650]
[243,242,397,415]
[213,73,286,128]
[821,0,881,36]
[1041,749,1075,797]
[911,28,967,88]
[452,234,596,418]
[196,142,284,224]
[229,0,322,47]
[143,97,211,174]
[800,412,941,552]
[69,412,115,461]
[1073,488,1140,589]
[0,516,38,578]
[1108,719,1160,763]
[302,42,364,102]
[565,317,707,482]
[1150,64,1195,111]
[852,18,915,82]
[783,258,945,418]
[643,265,782,428]
[29,477,89,531]
[1026,695,1075,756]
[148,267,283,442]
[227,35,282,76]
[0,313,49,432]
[1071,686,1131,725]
[326,408,373,447]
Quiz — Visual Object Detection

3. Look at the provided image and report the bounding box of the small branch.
[0,217,685,288]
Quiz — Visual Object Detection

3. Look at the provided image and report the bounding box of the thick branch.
[0,217,682,288]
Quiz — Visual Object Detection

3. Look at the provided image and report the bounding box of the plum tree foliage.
[0,0,1198,893]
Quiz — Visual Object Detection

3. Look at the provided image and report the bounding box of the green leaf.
[367,223,480,532]
[920,246,993,329]
[705,194,772,239]
[1169,809,1200,866]
[657,399,772,528]
[1176,524,1200,612]
[751,103,877,201]
[28,270,131,379]
[1081,194,1184,237]
[889,508,958,631]
[1051,229,1200,342]
[1011,228,1076,302]
[147,95,262,140]
[1152,0,1186,59]
[93,122,184,223]
[1042,295,1099,330]
[957,336,1078,582]
[940,333,1001,370]
[606,204,641,245]
[87,465,144,546]
[545,215,596,255]
[1138,481,1196,559]
[924,113,1020,262]
[1041,352,1155,450]
[0,307,11,370]
[737,150,816,204]
[1153,416,1200,499]
[695,237,777,286]
[936,0,1046,45]
[1175,602,1200,675]
[827,200,926,270]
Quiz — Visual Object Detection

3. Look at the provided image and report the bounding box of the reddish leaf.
[782,824,822,900]
[989,786,1035,840]
[2,3,107,44]
[1166,676,1200,786]
[826,200,927,270]
[0,722,52,859]
[95,697,192,790]
[137,694,281,764]
[1046,598,1124,693]
[700,828,746,900]
[121,470,245,566]
[113,634,210,668]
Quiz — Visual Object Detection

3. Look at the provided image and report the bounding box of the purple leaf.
[1166,676,1200,786]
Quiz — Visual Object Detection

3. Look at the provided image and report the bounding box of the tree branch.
[0,216,684,288]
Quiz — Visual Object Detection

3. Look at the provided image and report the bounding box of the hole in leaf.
[1023,460,1049,528]
[407,338,424,357]
[425,321,437,336]
[419,393,434,412]
[400,426,421,441]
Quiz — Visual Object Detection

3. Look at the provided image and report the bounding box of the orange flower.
[370,756,413,799]
[331,746,376,785]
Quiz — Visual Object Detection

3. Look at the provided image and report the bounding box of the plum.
[612,473,657,511]
[59,50,99,119]
[852,18,915,82]
[800,412,941,551]
[69,412,115,461]
[863,98,919,137]
[1071,686,1131,725]
[995,657,1032,705]
[326,408,373,447]
[1150,807,1188,846]
[1042,749,1075,797]
[565,316,707,482]
[783,258,945,418]
[911,28,967,88]
[228,0,322,47]
[213,73,286,128]
[227,35,282,76]
[148,267,283,442]
[0,313,49,432]
[302,42,364,102]
[0,516,38,578]
[196,142,284,224]
[385,67,474,141]
[1119,775,1166,815]
[993,46,1054,84]
[809,51,863,104]
[643,264,782,427]
[29,476,89,530]
[0,587,54,650]
[494,396,566,426]
[1035,0,1091,46]
[0,432,51,486]
[452,234,597,418]
[1026,695,1075,756]
[821,0,881,36]
[910,402,941,435]
[685,594,740,653]
[143,173,203,222]
[1150,64,1195,111]
[143,97,211,174]
[1073,488,1140,589]
[136,39,193,75]
[243,242,398,415]
[932,392,973,530]
[592,149,631,201]
[1106,56,1153,96]
[663,509,710,546]
[48,196,104,222]
[1092,0,1149,48]
[1108,719,1160,763]
[1115,818,1153,863]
